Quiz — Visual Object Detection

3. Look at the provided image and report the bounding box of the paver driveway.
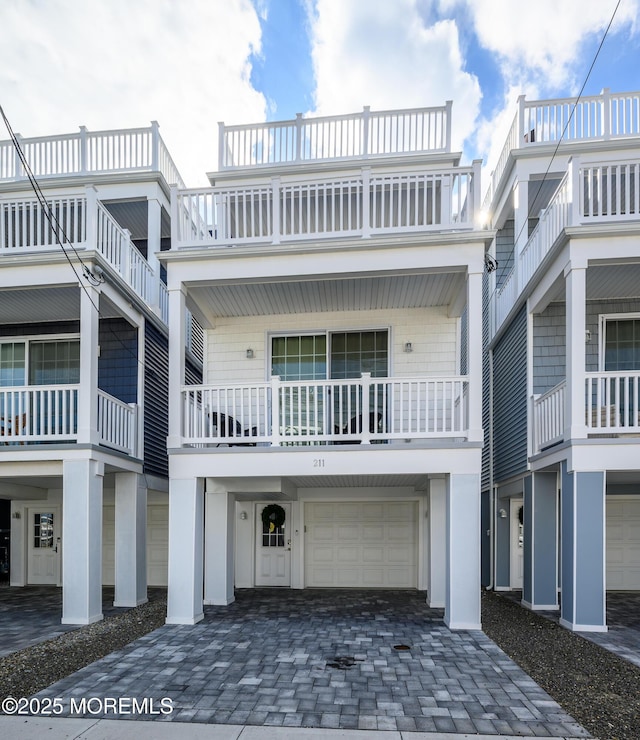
[31,589,589,736]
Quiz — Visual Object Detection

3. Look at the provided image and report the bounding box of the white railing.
[581,160,640,220]
[490,154,640,338]
[585,372,640,432]
[484,89,640,209]
[0,385,78,442]
[174,163,479,247]
[181,374,469,446]
[219,104,453,169]
[0,386,138,454]
[0,123,184,187]
[0,195,85,251]
[97,390,138,456]
[533,381,565,452]
[159,282,169,324]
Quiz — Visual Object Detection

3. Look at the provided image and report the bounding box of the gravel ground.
[1,590,639,739]
[482,590,640,740]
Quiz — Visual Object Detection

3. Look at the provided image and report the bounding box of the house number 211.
[313,459,325,468]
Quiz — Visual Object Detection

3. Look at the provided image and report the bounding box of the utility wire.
[489,0,622,291]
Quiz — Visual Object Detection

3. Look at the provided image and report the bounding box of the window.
[34,513,54,549]
[0,338,80,387]
[603,318,640,371]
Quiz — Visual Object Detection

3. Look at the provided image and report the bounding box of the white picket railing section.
[181,374,468,446]
[491,155,640,338]
[0,123,184,187]
[484,89,640,210]
[532,382,565,452]
[0,385,138,455]
[97,390,138,455]
[585,372,640,432]
[174,164,479,247]
[219,104,453,169]
[0,385,78,441]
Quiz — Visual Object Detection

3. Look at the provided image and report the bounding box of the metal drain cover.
[393,644,411,651]
[327,656,361,669]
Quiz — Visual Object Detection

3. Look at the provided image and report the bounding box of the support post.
[166,477,204,624]
[167,286,186,448]
[204,490,235,605]
[427,478,446,608]
[114,472,147,607]
[564,263,587,440]
[522,472,558,610]
[62,459,104,624]
[445,474,481,630]
[78,283,100,445]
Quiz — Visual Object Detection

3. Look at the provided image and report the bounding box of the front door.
[28,508,61,585]
[255,502,291,586]
[510,498,524,590]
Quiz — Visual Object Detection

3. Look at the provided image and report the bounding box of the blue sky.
[0,0,638,185]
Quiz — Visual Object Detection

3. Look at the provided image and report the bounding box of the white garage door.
[305,501,417,588]
[607,497,640,590]
[102,504,168,587]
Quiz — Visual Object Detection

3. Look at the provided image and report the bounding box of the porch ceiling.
[0,286,123,326]
[189,272,465,320]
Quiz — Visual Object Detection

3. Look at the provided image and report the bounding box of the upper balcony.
[483,89,640,211]
[490,153,640,339]
[173,161,481,250]
[0,187,168,323]
[218,104,453,171]
[0,122,184,188]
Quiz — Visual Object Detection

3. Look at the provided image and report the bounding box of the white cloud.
[461,0,639,91]
[0,0,266,185]
[307,0,482,154]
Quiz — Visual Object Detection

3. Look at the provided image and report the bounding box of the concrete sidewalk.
[0,715,589,740]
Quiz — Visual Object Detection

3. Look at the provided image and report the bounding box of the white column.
[204,490,235,605]
[166,477,204,624]
[114,472,147,607]
[147,197,162,312]
[78,284,100,445]
[167,286,186,448]
[467,269,483,442]
[62,458,104,625]
[445,473,481,630]
[565,263,587,440]
[427,478,446,608]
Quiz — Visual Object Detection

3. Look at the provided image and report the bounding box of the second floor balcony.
[180,374,469,448]
[0,385,139,457]
[173,161,482,249]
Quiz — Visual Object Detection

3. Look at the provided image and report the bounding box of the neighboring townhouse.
[0,123,200,624]
[163,104,491,629]
[484,89,640,631]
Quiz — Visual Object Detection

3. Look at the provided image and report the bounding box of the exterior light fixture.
[246,348,254,359]
[499,508,507,519]
[239,511,248,520]
[404,342,413,353]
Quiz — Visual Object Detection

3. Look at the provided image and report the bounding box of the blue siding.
[493,306,528,483]
[98,319,137,403]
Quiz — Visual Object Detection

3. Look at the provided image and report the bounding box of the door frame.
[509,497,523,590]
[27,505,62,586]
[254,501,292,587]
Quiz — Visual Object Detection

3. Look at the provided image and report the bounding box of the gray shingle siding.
[493,305,528,483]
[533,304,566,395]
[495,220,514,290]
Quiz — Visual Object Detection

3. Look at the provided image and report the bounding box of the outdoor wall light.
[404,342,413,353]
[246,348,254,359]
[239,511,248,520]
[585,329,591,343]
[499,508,508,519]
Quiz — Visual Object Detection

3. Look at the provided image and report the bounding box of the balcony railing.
[0,190,165,320]
[532,372,640,453]
[181,374,469,447]
[490,156,640,338]
[0,123,184,187]
[484,89,640,208]
[0,386,138,456]
[219,104,453,170]
[174,163,480,248]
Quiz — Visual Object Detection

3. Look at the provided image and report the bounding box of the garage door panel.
[607,497,640,590]
[305,501,417,588]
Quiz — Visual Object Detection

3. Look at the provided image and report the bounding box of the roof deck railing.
[0,122,185,188]
[219,103,453,170]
